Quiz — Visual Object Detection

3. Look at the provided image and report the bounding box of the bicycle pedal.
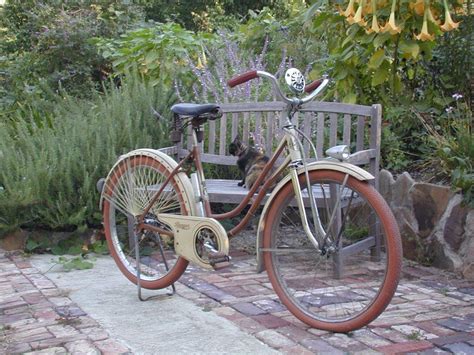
[212,260,231,270]
[208,251,231,270]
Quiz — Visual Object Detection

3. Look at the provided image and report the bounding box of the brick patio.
[1,247,474,354]
[177,249,474,354]
[0,250,131,354]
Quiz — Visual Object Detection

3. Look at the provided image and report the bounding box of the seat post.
[190,117,205,143]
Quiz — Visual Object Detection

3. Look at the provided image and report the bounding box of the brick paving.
[0,250,131,354]
[2,247,474,354]
[177,249,474,354]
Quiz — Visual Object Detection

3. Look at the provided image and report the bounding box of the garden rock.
[411,183,454,238]
[380,170,474,279]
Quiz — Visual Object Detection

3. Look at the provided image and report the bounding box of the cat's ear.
[233,135,241,144]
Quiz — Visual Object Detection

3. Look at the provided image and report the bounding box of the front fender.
[255,161,374,273]
[98,148,196,216]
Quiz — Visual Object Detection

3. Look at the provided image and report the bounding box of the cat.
[228,135,271,190]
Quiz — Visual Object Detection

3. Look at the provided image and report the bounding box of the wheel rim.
[104,155,187,284]
[265,171,398,326]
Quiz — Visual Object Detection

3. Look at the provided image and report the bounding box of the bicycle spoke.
[104,154,190,288]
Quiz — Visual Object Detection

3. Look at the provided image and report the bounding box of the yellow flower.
[346,16,356,25]
[440,2,460,31]
[409,0,425,16]
[365,0,380,34]
[382,12,401,35]
[415,6,435,41]
[427,7,441,24]
[381,0,401,35]
[363,0,373,15]
[366,14,381,33]
[415,20,434,41]
[352,0,367,26]
[195,57,205,70]
[343,0,356,17]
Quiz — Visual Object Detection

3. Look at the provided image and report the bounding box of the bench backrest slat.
[343,114,351,146]
[219,113,227,155]
[316,112,325,159]
[177,101,382,185]
[208,119,216,154]
[329,113,338,148]
[303,112,312,156]
[231,112,239,144]
[243,111,250,145]
[356,115,366,152]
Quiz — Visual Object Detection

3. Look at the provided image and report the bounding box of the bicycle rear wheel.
[263,170,402,332]
[102,153,193,289]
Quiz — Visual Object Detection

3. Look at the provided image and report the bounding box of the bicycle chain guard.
[157,214,229,270]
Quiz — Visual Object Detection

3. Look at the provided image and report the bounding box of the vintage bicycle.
[98,68,402,332]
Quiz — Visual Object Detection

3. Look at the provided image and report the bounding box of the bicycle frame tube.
[195,132,289,220]
[137,115,328,250]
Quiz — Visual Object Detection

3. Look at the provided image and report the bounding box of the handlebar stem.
[256,71,292,105]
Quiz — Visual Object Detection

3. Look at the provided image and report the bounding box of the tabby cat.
[228,135,270,189]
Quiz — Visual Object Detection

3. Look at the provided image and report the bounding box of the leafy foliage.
[140,0,274,31]
[0,73,174,236]
[0,0,143,108]
[93,22,216,87]
[55,256,94,271]
[416,98,473,206]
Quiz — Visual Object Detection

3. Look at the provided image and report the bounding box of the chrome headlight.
[325,145,350,161]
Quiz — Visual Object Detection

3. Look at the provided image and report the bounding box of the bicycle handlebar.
[304,78,323,94]
[227,70,258,88]
[227,70,329,105]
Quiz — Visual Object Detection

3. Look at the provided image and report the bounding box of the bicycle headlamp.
[326,145,350,161]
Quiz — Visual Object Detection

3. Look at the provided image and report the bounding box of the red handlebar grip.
[227,70,258,88]
[304,79,323,93]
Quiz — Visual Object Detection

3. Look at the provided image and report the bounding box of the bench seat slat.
[206,179,360,207]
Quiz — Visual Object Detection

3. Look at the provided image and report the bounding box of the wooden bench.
[163,101,382,203]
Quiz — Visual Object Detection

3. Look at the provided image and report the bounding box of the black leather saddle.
[171,103,220,117]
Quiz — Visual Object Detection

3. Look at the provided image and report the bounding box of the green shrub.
[0,0,143,108]
[416,97,473,207]
[93,22,217,88]
[0,73,174,236]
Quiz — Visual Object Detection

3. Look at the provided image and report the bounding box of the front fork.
[285,125,348,254]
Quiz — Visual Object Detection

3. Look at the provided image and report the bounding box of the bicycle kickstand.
[134,231,175,302]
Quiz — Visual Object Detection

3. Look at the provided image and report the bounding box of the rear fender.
[99,148,196,216]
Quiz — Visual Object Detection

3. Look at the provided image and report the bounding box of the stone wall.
[379,170,474,280]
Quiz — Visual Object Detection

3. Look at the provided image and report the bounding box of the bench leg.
[329,183,343,279]
[370,214,382,261]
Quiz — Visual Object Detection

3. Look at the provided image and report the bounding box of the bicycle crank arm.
[157,214,230,270]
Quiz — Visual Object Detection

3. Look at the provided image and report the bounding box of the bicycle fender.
[98,148,196,216]
[255,161,374,273]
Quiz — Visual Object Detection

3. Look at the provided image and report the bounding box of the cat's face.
[229,135,245,156]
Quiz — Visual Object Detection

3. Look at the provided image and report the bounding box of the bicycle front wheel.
[103,153,193,289]
[263,170,402,332]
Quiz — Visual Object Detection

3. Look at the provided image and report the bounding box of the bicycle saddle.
[171,103,220,116]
